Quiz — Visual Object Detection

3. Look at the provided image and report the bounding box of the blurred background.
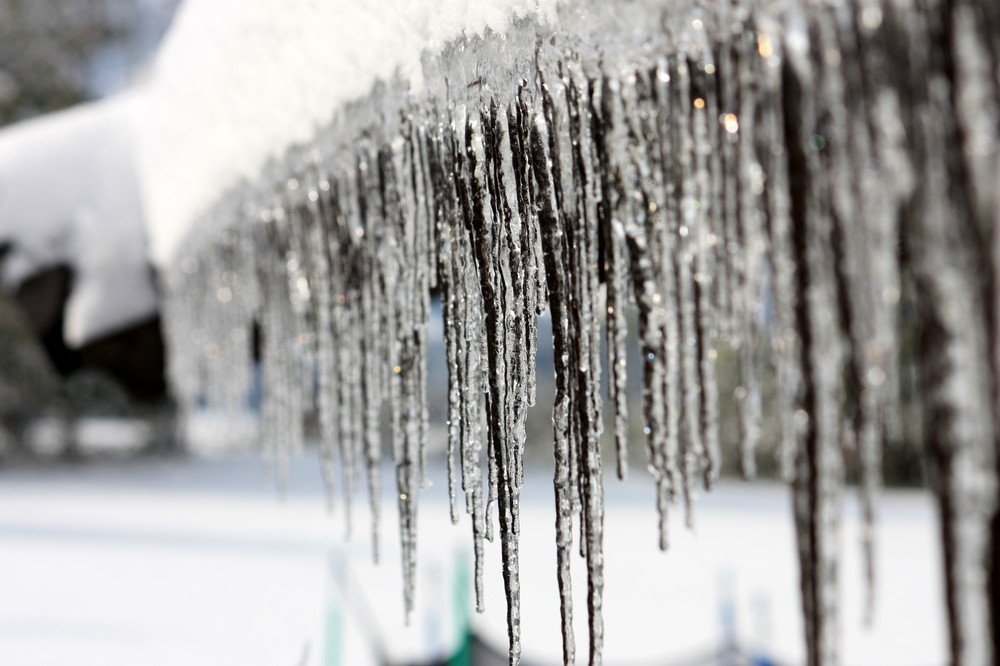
[0,0,180,460]
[0,2,943,666]
[0,0,180,122]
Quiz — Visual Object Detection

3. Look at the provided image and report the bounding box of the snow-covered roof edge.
[137,0,565,268]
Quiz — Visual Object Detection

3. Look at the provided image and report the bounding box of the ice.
[593,77,631,484]
[530,111,577,666]
[159,1,1000,665]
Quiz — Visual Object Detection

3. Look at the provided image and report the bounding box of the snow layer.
[0,95,157,347]
[138,0,562,267]
[0,451,946,666]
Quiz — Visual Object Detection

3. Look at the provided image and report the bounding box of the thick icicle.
[530,111,576,666]
[592,75,631,482]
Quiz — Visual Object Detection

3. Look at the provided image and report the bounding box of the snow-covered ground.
[0,447,946,665]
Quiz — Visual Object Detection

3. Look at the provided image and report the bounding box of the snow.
[136,0,564,267]
[0,94,157,347]
[0,449,947,665]
[470,478,945,666]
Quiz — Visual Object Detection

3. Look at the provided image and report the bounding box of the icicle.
[507,90,543,414]
[461,111,524,666]
[895,4,997,662]
[591,75,631,482]
[731,17,766,480]
[782,14,847,664]
[306,186,338,512]
[564,64,606,666]
[670,56,705,526]
[443,102,491,612]
[162,5,1000,666]
[689,48,722,491]
[530,110,576,666]
[431,123,464,528]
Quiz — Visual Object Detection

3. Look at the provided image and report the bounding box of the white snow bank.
[0,95,158,347]
[137,0,562,267]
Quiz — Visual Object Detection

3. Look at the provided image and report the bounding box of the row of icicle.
[164,0,1000,664]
